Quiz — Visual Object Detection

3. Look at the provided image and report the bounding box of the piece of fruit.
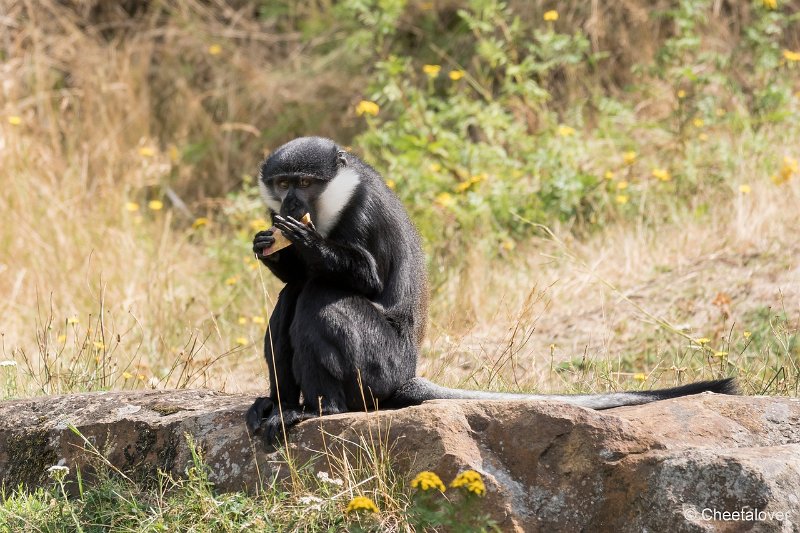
[262,213,312,256]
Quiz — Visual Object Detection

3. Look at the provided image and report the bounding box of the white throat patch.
[316,167,360,237]
[258,173,282,213]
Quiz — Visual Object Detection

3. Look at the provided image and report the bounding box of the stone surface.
[1,390,799,532]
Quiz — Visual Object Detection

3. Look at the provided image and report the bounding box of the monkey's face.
[258,137,362,237]
[264,175,326,222]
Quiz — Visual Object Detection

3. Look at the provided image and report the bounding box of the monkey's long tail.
[385,377,737,410]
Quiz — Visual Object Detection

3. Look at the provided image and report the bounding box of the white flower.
[47,464,69,479]
[298,495,324,510]
[316,470,344,486]
[0,360,17,367]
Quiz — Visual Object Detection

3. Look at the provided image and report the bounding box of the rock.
[1,390,798,532]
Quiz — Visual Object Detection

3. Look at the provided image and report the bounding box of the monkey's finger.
[253,238,275,253]
[276,217,305,233]
[272,219,300,237]
[253,229,274,238]
[253,234,276,246]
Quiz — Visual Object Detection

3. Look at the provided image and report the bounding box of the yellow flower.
[698,133,709,141]
[138,374,146,381]
[782,50,800,62]
[125,202,140,212]
[345,496,379,514]
[385,179,396,190]
[67,316,79,325]
[557,125,575,137]
[225,276,239,286]
[422,64,441,77]
[783,156,798,174]
[739,184,751,194]
[252,316,266,325]
[168,144,180,162]
[773,156,798,185]
[192,217,209,229]
[355,100,379,117]
[138,146,155,157]
[148,200,164,211]
[692,118,704,128]
[543,10,559,21]
[762,0,777,8]
[237,317,247,325]
[92,341,105,350]
[122,371,133,380]
[696,337,711,345]
[615,194,629,205]
[235,337,248,346]
[501,239,515,251]
[8,116,22,126]
[249,218,269,231]
[715,108,726,117]
[450,470,486,496]
[434,192,455,208]
[652,168,671,181]
[449,70,465,81]
[455,181,472,193]
[616,180,629,190]
[623,151,637,165]
[208,44,222,56]
[713,351,728,358]
[411,471,446,492]
[677,89,687,99]
[604,171,615,180]
[428,162,442,173]
[633,373,647,382]
[743,330,752,339]
[57,334,67,344]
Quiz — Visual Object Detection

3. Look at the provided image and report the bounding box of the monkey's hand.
[253,230,278,263]
[272,215,323,256]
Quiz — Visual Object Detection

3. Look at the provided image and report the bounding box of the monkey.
[245,137,737,443]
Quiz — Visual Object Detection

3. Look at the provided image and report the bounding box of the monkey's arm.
[273,216,382,296]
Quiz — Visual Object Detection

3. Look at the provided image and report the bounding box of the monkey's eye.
[276,179,290,190]
[298,178,312,188]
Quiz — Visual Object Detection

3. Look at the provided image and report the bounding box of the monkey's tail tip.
[710,376,739,395]
[690,377,738,396]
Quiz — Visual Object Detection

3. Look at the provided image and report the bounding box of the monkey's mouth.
[262,213,312,256]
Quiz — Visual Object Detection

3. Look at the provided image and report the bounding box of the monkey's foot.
[246,399,316,446]
[261,406,315,445]
[245,397,274,433]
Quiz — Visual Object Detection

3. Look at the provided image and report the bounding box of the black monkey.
[245,137,736,443]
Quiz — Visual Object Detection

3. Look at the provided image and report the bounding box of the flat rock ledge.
[1,390,799,532]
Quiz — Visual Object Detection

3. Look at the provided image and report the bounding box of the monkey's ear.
[337,150,348,167]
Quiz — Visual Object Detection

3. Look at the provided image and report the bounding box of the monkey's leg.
[260,281,415,443]
[246,283,303,433]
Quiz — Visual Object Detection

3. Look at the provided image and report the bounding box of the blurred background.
[1,0,798,399]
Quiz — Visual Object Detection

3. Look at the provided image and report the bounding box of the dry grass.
[426,171,800,395]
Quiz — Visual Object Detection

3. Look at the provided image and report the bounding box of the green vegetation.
[0,433,495,532]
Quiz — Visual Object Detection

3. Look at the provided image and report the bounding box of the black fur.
[245,137,737,444]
